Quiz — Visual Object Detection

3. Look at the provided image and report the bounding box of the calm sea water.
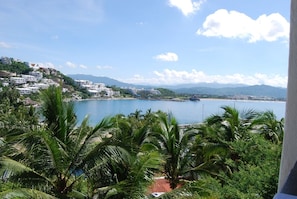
[74,99,286,126]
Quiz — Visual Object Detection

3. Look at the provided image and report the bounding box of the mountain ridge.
[67,74,287,100]
[68,74,148,88]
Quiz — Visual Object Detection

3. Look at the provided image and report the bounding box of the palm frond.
[0,188,57,199]
[0,156,53,186]
[38,130,67,175]
[107,151,162,199]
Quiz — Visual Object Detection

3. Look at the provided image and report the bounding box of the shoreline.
[70,97,136,102]
[71,96,286,103]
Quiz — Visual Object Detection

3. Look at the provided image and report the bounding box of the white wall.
[278,0,297,191]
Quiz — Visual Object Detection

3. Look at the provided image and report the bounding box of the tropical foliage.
[0,61,33,74]
[0,86,283,199]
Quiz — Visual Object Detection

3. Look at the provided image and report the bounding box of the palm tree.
[97,112,163,198]
[0,87,165,198]
[40,86,77,143]
[0,86,129,198]
[105,150,162,199]
[189,122,234,179]
[254,110,284,144]
[151,112,197,189]
[128,109,144,120]
[206,106,258,142]
[189,106,259,178]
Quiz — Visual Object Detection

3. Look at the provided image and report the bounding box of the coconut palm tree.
[254,110,284,144]
[189,106,259,178]
[0,86,129,198]
[40,86,77,143]
[104,150,162,199]
[0,86,165,198]
[97,112,163,199]
[151,112,197,189]
[186,122,236,181]
[206,106,258,142]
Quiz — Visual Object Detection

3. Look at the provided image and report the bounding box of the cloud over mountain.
[123,69,287,87]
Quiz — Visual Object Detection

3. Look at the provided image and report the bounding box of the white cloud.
[154,52,179,62]
[169,0,205,16]
[96,65,113,69]
[197,9,289,42]
[66,61,76,68]
[123,69,287,87]
[79,64,88,69]
[0,42,12,48]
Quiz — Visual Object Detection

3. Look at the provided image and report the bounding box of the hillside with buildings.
[0,56,92,102]
[0,56,167,102]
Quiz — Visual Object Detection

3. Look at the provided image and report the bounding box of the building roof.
[147,177,173,197]
[149,178,172,193]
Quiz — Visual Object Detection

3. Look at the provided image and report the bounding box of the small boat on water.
[189,95,200,101]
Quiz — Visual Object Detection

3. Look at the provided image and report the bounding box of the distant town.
[0,56,286,103]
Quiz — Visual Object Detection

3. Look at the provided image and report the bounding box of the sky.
[0,0,291,87]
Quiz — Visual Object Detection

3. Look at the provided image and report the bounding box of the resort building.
[29,71,43,81]
[22,74,37,82]
[10,77,26,85]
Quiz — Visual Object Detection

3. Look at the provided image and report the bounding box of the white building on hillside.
[75,80,92,87]
[16,88,31,95]
[22,74,37,82]
[29,71,43,81]
[10,77,26,85]
[33,83,49,89]
[41,78,59,86]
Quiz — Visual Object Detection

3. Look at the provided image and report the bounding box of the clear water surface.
[74,99,286,126]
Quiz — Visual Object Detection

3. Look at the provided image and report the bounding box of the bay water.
[74,99,286,126]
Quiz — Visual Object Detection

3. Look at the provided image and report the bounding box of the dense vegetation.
[0,86,283,198]
[0,61,33,74]
[40,70,91,99]
[0,61,91,99]
[60,73,91,98]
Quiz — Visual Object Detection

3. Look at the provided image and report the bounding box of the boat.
[189,95,200,101]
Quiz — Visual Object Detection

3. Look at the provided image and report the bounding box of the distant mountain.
[68,74,139,88]
[67,74,287,99]
[162,83,247,89]
[173,85,287,99]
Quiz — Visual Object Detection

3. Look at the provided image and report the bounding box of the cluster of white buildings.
[75,80,120,98]
[229,95,277,101]
[0,58,121,99]
[0,56,62,95]
[1,71,59,95]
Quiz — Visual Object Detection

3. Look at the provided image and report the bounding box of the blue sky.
[0,0,290,87]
